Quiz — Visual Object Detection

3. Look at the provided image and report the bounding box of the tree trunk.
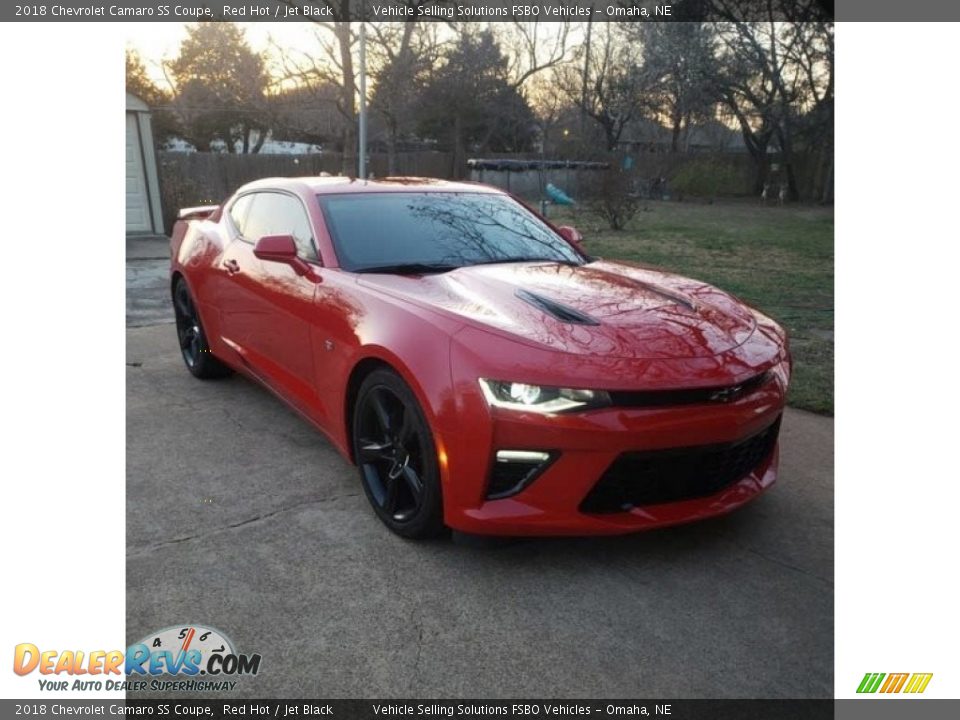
[385,26,413,178]
[670,111,682,153]
[336,18,357,176]
[783,160,799,201]
[747,140,770,196]
[452,114,465,180]
[820,153,834,204]
[251,129,266,154]
[811,121,833,203]
[776,122,800,201]
[754,155,769,196]
[603,117,618,152]
[387,122,398,176]
[726,98,773,196]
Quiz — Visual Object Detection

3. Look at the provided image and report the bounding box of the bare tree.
[275,1,358,174]
[267,82,344,147]
[558,23,648,152]
[627,22,720,153]
[712,20,784,194]
[367,13,445,174]
[526,71,575,157]
[495,21,573,90]
[711,0,832,198]
[782,19,834,201]
[488,21,577,159]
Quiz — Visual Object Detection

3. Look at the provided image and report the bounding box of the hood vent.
[515,289,600,326]
[624,277,697,312]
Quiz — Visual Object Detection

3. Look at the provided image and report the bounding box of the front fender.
[314,274,464,461]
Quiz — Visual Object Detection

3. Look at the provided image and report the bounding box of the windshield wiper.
[354,262,459,275]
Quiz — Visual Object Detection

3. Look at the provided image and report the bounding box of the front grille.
[579,416,781,514]
[608,372,771,409]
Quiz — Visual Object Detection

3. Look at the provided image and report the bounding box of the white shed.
[125,92,164,234]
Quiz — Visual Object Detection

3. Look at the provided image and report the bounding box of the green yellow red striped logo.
[857,672,933,694]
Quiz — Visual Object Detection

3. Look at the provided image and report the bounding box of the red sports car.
[170,177,790,538]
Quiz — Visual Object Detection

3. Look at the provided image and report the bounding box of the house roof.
[618,118,745,150]
[126,92,150,113]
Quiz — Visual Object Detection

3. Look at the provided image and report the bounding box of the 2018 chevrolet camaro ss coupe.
[170,177,790,538]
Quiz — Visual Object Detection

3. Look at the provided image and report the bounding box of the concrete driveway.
[126,321,833,699]
[126,235,172,328]
[125,235,832,697]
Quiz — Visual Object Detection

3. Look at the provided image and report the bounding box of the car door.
[211,192,258,355]
[218,191,321,414]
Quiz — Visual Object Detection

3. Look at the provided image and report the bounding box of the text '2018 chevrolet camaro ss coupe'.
[170,177,790,538]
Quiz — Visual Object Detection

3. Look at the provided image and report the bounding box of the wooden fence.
[156,149,827,233]
[157,151,454,232]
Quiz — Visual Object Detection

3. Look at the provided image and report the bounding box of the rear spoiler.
[177,205,220,222]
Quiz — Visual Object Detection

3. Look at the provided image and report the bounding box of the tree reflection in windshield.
[317,192,584,272]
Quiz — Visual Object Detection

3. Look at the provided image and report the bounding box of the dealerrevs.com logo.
[857,672,933,694]
[13,625,261,692]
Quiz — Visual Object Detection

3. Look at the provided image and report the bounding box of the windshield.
[317,192,584,273]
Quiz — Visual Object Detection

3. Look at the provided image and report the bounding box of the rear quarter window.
[228,194,254,236]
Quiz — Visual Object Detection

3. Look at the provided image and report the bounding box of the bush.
[669,158,742,201]
[583,169,642,231]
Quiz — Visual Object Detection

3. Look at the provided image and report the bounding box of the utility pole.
[358,1,368,179]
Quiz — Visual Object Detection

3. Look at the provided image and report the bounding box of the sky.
[125,20,582,89]
[125,21,325,84]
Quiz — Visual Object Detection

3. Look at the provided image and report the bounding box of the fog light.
[487,449,555,499]
[496,450,551,463]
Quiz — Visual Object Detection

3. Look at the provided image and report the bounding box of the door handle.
[223,259,240,275]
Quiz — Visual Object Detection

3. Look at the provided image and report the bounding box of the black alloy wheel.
[353,369,444,538]
[172,278,232,379]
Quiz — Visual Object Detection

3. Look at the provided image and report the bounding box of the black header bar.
[11,0,955,23]
[5,700,960,720]
[0,699,837,719]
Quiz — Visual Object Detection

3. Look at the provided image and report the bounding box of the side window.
[243,192,318,261]
[228,194,254,236]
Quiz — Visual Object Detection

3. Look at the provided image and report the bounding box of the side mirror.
[557,225,585,252]
[253,234,297,262]
[253,234,318,280]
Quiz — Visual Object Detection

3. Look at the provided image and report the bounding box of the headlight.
[479,379,611,414]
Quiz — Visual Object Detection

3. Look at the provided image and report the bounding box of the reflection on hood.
[359,260,757,360]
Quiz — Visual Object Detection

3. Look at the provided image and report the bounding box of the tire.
[172,277,233,380]
[352,369,445,539]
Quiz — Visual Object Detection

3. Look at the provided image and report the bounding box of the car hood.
[357,260,758,360]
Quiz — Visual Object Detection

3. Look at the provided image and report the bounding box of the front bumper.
[438,367,787,536]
